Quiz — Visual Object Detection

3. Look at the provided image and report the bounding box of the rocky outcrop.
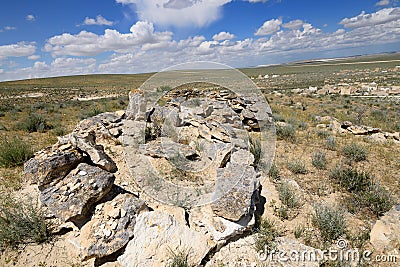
[118,211,214,267]
[70,193,147,260]
[40,163,115,222]
[370,204,400,253]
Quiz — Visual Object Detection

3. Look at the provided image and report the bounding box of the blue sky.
[0,0,399,81]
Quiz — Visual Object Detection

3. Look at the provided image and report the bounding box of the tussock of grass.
[287,160,307,174]
[167,248,190,267]
[312,151,327,170]
[276,124,296,142]
[254,218,280,253]
[0,137,33,168]
[0,192,49,247]
[16,113,52,133]
[342,143,367,162]
[312,204,346,242]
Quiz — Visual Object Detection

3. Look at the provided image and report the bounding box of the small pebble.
[78,171,87,176]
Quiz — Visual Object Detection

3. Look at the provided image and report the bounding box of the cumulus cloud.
[44,21,172,57]
[82,15,114,26]
[26,14,36,21]
[28,55,40,60]
[4,26,17,31]
[116,0,231,27]
[376,0,391,6]
[213,31,235,41]
[282,19,304,30]
[255,18,282,35]
[340,7,400,28]
[0,42,36,60]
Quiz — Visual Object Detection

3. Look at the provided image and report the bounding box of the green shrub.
[249,136,262,166]
[342,143,367,162]
[316,130,331,139]
[329,166,371,193]
[287,160,307,174]
[0,137,33,168]
[312,151,327,170]
[312,204,346,242]
[276,124,296,142]
[325,136,336,151]
[16,114,52,133]
[0,193,49,247]
[167,248,190,267]
[350,183,393,216]
[254,218,280,253]
[277,182,300,209]
[268,164,280,181]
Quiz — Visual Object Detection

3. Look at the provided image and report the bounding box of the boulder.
[24,146,84,188]
[370,204,400,253]
[70,193,147,260]
[40,163,115,222]
[211,163,258,221]
[118,211,214,267]
[126,90,146,121]
[347,125,380,135]
[366,133,387,143]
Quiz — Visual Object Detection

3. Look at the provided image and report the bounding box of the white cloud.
[213,31,235,41]
[255,18,282,36]
[282,19,303,30]
[376,0,390,6]
[246,0,268,2]
[116,0,231,27]
[28,55,40,60]
[4,26,17,31]
[26,14,36,21]
[44,21,173,57]
[340,7,400,28]
[0,42,36,60]
[0,69,3,74]
[82,15,114,26]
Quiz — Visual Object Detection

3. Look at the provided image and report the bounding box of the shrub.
[329,166,371,193]
[277,182,300,209]
[0,193,49,247]
[325,136,336,151]
[16,114,52,133]
[249,136,262,166]
[276,124,296,142]
[342,143,367,162]
[268,164,280,181]
[312,151,327,170]
[316,130,331,139]
[312,204,346,242]
[350,183,393,216]
[287,160,307,174]
[167,248,190,267]
[254,218,280,253]
[0,137,33,168]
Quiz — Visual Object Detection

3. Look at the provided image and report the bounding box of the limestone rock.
[370,204,400,253]
[118,211,214,267]
[366,132,387,143]
[347,125,380,135]
[24,147,84,188]
[70,193,147,260]
[126,90,146,121]
[40,163,115,222]
[211,163,258,221]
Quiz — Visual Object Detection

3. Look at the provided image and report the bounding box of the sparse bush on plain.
[317,130,331,139]
[287,160,307,174]
[312,151,327,170]
[325,136,336,151]
[329,166,371,193]
[276,124,296,142]
[0,137,33,168]
[16,113,52,133]
[277,182,300,209]
[342,143,367,162]
[268,164,280,181]
[312,204,346,242]
[0,192,49,247]
[254,218,280,253]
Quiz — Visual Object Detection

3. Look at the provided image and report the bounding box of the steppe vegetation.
[0,54,399,266]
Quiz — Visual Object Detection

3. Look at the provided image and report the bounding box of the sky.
[0,0,399,81]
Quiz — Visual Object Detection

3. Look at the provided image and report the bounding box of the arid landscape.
[0,53,399,266]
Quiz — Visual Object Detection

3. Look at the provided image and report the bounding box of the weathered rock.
[211,163,258,221]
[347,125,381,135]
[370,204,400,253]
[384,131,400,141]
[140,137,198,160]
[24,147,84,188]
[41,163,115,222]
[70,193,147,260]
[366,132,387,143]
[126,90,146,121]
[118,211,214,267]
[341,120,353,129]
[68,133,117,172]
[230,148,254,165]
